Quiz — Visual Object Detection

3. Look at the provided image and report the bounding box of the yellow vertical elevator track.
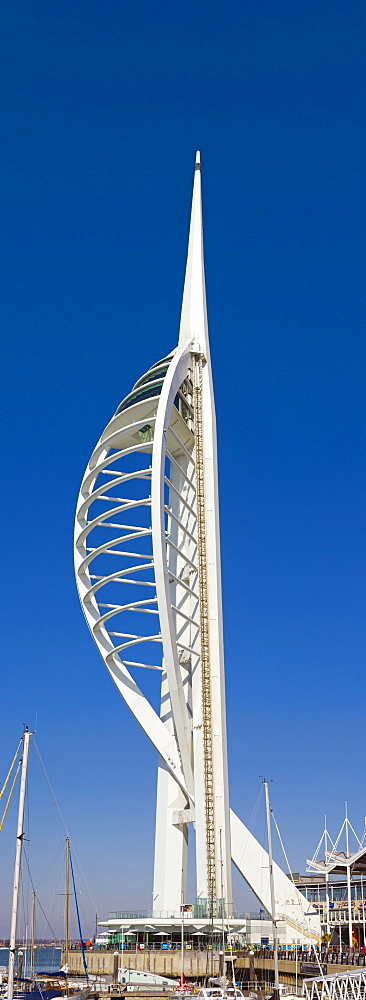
[193,354,216,902]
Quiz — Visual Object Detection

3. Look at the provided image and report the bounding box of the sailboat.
[4,730,93,1000]
[4,730,62,1000]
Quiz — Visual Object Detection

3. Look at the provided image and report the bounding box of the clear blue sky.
[0,0,365,939]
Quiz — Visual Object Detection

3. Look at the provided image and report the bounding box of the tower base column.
[153,758,188,915]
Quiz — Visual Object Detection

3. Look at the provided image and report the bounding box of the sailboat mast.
[65,837,70,968]
[324,817,330,938]
[345,803,353,949]
[8,729,32,1000]
[263,780,279,1000]
[220,828,226,990]
[180,868,185,986]
[31,890,36,979]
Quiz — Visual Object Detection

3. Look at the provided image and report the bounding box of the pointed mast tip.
[178,147,206,350]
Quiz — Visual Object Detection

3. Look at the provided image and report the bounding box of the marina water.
[0,948,62,976]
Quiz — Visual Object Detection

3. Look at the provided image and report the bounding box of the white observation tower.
[74,153,320,936]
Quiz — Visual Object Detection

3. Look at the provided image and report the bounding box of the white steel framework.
[303,971,366,1000]
[74,153,320,938]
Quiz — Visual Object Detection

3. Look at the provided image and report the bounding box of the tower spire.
[178,151,209,353]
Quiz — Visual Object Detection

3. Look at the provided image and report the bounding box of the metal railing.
[252,948,366,966]
[108,910,271,920]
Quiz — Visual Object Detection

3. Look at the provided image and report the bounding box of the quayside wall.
[66,949,363,986]
[66,949,220,978]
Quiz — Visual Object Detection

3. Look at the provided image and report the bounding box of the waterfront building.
[294,812,366,949]
[74,154,319,942]
[294,870,366,948]
[100,909,311,951]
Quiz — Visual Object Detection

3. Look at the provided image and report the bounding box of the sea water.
[0,947,62,976]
